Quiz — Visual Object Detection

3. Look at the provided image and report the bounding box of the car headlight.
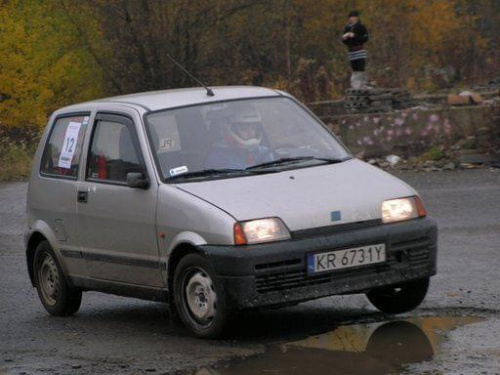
[234,218,291,245]
[382,196,427,223]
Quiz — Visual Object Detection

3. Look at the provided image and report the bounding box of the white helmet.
[226,106,263,147]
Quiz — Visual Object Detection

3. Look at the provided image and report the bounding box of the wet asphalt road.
[1,170,500,374]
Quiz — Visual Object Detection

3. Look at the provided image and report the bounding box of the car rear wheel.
[34,241,82,316]
[173,253,231,338]
[366,277,429,314]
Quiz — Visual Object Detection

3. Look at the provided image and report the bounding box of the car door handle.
[77,191,88,203]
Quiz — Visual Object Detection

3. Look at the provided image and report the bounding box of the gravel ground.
[1,169,499,374]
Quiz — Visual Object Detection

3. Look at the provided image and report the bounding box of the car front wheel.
[173,253,231,338]
[366,277,429,314]
[33,241,82,316]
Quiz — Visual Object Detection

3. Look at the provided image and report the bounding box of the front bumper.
[200,217,437,309]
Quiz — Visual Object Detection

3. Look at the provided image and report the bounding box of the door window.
[87,118,143,183]
[40,115,89,178]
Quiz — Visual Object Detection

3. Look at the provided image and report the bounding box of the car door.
[33,113,91,279]
[77,112,161,287]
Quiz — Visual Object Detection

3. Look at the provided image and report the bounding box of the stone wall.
[313,105,499,158]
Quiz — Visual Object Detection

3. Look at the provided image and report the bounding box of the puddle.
[189,316,483,375]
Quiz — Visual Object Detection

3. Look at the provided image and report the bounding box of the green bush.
[423,146,445,161]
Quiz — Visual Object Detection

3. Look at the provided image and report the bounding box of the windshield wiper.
[165,168,275,181]
[246,156,349,170]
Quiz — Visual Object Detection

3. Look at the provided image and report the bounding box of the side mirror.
[126,172,150,189]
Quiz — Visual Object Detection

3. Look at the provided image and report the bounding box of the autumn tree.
[0,0,105,129]
[57,0,268,95]
[1,0,498,132]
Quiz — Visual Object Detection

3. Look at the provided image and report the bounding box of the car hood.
[175,159,416,232]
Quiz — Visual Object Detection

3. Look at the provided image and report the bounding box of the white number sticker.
[58,121,82,169]
[159,137,175,150]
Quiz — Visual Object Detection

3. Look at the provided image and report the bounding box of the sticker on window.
[159,137,178,151]
[169,166,188,176]
[58,121,82,169]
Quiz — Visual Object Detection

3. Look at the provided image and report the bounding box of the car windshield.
[145,97,350,181]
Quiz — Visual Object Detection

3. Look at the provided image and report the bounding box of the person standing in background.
[342,10,369,88]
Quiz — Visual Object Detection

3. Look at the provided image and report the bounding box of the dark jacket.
[342,22,369,51]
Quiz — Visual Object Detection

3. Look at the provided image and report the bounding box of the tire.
[173,253,231,339]
[366,277,429,314]
[33,241,82,316]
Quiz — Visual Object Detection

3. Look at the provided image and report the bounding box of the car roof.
[59,86,283,113]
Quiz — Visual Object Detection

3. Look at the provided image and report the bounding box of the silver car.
[26,86,437,338]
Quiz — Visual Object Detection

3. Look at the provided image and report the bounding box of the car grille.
[254,236,432,294]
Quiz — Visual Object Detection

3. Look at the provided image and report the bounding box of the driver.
[205,105,273,169]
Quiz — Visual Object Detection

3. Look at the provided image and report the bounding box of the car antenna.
[166,53,214,97]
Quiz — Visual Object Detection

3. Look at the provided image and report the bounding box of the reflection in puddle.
[191,316,483,375]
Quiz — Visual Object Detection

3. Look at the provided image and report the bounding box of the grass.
[0,138,35,181]
[422,146,445,161]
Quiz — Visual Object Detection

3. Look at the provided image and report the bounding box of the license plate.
[307,243,386,274]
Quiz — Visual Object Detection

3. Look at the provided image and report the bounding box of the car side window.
[40,115,89,179]
[87,118,144,183]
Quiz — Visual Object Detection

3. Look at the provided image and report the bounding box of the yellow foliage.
[0,0,497,116]
[0,0,105,129]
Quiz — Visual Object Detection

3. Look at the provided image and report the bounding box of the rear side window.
[40,115,89,178]
[87,119,143,183]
